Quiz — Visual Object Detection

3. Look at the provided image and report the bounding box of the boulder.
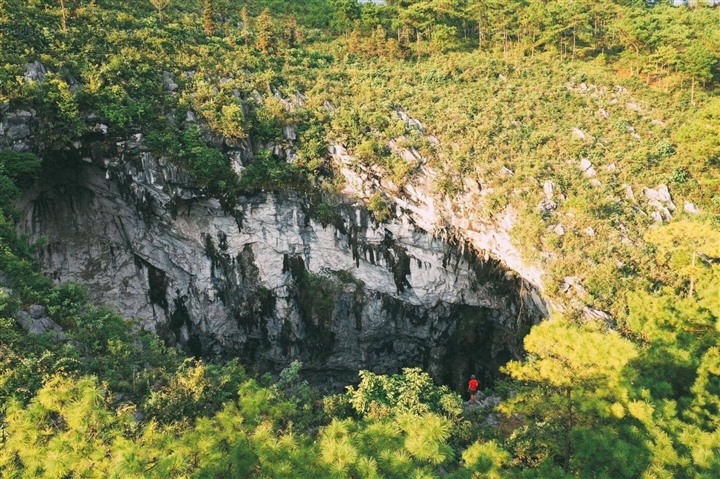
[7,123,31,140]
[623,184,635,201]
[283,125,297,141]
[572,128,587,140]
[579,158,597,177]
[684,202,699,214]
[15,309,66,340]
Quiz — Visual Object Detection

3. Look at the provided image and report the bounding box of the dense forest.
[1,0,719,477]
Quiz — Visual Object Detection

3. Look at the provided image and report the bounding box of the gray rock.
[7,124,31,140]
[92,123,109,135]
[481,413,501,428]
[537,199,557,215]
[323,100,337,113]
[27,304,46,319]
[579,158,596,177]
[684,202,699,214]
[15,311,65,340]
[24,61,48,82]
[163,71,179,92]
[561,276,587,297]
[16,151,547,389]
[582,307,613,324]
[283,125,297,141]
[543,180,555,200]
[572,128,587,140]
[656,184,672,203]
[623,184,635,201]
[7,110,34,123]
[644,184,676,220]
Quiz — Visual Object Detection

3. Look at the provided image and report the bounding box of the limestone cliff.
[4,104,547,390]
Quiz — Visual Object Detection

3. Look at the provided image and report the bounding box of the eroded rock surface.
[15,147,546,390]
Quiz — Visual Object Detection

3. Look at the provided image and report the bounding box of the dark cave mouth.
[192,282,544,396]
[269,302,532,396]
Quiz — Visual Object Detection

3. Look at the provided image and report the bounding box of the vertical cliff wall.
[14,148,546,390]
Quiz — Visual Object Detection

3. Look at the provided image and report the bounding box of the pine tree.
[501,319,641,474]
[681,44,715,105]
[239,5,250,43]
[202,0,215,36]
[58,0,68,32]
[347,28,363,55]
[255,9,275,54]
[0,0,6,46]
[283,16,300,48]
[150,0,171,23]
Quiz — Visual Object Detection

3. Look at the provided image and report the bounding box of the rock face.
[4,92,548,390]
[11,137,547,392]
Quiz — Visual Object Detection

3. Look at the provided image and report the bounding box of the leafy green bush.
[346,368,462,419]
[367,191,391,222]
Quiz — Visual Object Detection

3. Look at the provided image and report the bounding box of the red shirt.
[468,378,479,392]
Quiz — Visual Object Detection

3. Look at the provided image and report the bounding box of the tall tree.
[501,320,643,474]
[203,0,216,36]
[283,16,301,48]
[681,44,716,105]
[255,8,275,54]
[465,0,497,49]
[330,0,362,33]
[58,0,68,32]
[150,0,171,23]
[239,6,251,44]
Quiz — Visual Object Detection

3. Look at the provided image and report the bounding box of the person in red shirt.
[467,375,479,404]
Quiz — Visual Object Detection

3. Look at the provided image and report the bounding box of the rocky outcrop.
[15,305,66,341]
[331,109,546,293]
[10,130,547,391]
[2,73,549,390]
[0,106,37,152]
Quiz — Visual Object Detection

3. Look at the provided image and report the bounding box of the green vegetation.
[1,0,720,477]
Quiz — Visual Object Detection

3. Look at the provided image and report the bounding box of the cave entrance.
[434,305,521,395]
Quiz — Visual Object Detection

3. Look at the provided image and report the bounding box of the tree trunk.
[689,250,696,298]
[478,21,482,49]
[572,27,576,61]
[59,0,67,31]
